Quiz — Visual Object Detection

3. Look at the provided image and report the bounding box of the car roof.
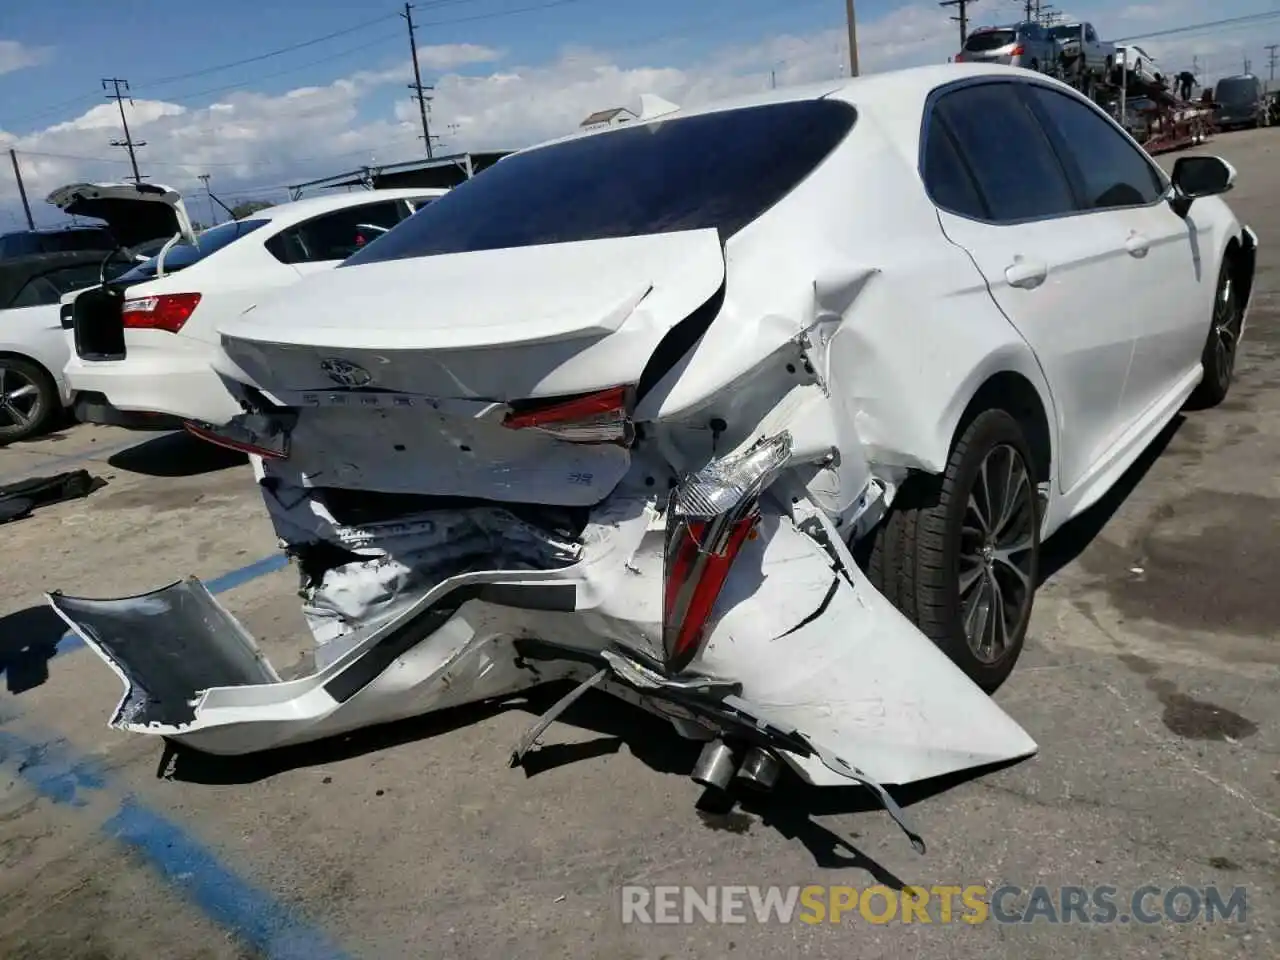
[516,63,1061,158]
[508,63,1098,187]
[244,188,449,230]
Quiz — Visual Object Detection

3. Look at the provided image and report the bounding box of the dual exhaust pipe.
[691,739,782,792]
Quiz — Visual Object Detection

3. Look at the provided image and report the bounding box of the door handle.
[1005,257,1047,290]
[1125,232,1150,257]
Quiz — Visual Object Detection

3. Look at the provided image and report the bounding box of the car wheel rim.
[1212,273,1239,385]
[958,443,1036,665]
[0,364,41,431]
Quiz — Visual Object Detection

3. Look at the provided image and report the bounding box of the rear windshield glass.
[1047,25,1083,41]
[1215,78,1259,104]
[114,218,270,283]
[342,99,856,265]
[965,30,1015,51]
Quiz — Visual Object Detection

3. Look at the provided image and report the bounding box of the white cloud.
[0,39,51,76]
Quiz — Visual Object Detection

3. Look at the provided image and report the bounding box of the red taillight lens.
[183,415,291,460]
[663,511,758,672]
[1010,45,1025,56]
[503,385,634,444]
[122,293,202,333]
[660,432,794,673]
[955,52,965,62]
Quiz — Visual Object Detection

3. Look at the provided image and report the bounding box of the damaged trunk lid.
[213,229,725,504]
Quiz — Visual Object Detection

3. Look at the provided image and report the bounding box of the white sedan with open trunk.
[51,64,1256,848]
[59,183,446,428]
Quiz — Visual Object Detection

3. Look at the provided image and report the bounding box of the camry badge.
[319,358,373,388]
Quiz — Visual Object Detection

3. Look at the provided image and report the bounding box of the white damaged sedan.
[51,64,1256,850]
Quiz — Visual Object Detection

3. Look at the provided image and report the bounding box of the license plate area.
[73,286,127,361]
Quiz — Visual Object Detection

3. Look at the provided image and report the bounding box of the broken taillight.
[122,293,202,333]
[662,432,794,672]
[503,385,634,444]
[183,411,294,460]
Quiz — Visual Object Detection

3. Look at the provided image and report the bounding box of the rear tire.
[865,409,1040,693]
[1188,259,1241,408]
[0,356,58,445]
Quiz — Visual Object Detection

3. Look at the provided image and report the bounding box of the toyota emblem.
[319,358,373,388]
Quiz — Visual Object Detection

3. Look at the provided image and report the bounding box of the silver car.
[956,22,1054,73]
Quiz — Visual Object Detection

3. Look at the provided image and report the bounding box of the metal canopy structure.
[285,151,512,200]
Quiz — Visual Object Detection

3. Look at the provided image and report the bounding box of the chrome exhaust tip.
[735,747,781,791]
[691,740,736,791]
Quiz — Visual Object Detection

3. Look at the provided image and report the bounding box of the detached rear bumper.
[50,498,1037,787]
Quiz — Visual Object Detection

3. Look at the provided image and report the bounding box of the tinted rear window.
[342,99,856,265]
[114,218,270,283]
[965,30,1015,52]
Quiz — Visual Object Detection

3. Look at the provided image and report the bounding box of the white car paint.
[52,64,1256,841]
[0,302,74,405]
[61,188,447,425]
[1116,44,1162,87]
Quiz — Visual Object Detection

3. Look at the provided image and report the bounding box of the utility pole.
[1266,44,1278,81]
[7,149,34,230]
[844,0,859,78]
[1024,0,1033,21]
[1243,55,1251,74]
[8,149,34,229]
[939,0,976,47]
[102,78,145,184]
[401,3,434,159]
[197,173,216,227]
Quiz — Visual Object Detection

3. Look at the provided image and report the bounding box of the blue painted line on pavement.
[0,729,351,960]
[52,552,291,656]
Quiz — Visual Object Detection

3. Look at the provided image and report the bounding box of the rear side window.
[933,83,1077,222]
[1023,86,1164,209]
[342,99,857,266]
[922,123,988,219]
[965,30,1015,52]
[114,219,270,283]
[266,201,408,264]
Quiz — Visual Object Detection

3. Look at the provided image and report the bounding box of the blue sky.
[2,0,1277,225]
[1,0,858,135]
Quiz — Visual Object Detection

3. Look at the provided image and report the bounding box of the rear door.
[923,79,1137,494]
[1020,82,1203,427]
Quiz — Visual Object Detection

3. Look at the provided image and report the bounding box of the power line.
[1116,11,1280,43]
[154,29,404,107]
[103,78,145,184]
[417,0,592,28]
[132,13,400,90]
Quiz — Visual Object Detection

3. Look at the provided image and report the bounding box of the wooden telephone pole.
[402,3,435,159]
[939,0,977,47]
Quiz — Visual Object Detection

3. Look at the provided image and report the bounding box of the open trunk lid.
[47,181,198,250]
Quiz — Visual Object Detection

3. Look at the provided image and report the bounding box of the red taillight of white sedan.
[121,293,202,333]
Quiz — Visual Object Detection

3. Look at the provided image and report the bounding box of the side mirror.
[1168,155,1236,217]
[1171,155,1235,198]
